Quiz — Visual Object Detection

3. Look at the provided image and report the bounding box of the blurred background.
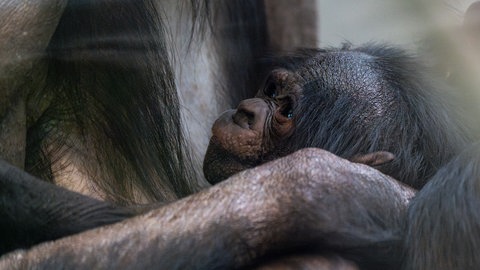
[317,0,480,130]
[319,0,477,47]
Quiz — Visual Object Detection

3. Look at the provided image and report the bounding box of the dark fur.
[23,0,269,204]
[211,0,269,105]
[404,144,480,270]
[204,44,477,268]
[0,159,134,254]
[267,45,472,189]
[25,0,196,204]
[2,0,270,253]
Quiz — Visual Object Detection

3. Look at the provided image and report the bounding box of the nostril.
[233,98,269,130]
[233,108,255,129]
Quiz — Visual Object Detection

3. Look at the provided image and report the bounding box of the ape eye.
[280,103,293,119]
[264,80,277,98]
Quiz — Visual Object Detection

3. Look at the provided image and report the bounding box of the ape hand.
[215,148,414,267]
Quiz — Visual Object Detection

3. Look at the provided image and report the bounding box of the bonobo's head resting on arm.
[203,44,471,188]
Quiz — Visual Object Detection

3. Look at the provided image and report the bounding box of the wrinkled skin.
[204,69,302,183]
[0,148,415,269]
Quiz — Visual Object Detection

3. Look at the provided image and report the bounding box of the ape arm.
[404,145,480,270]
[0,159,134,254]
[0,149,415,269]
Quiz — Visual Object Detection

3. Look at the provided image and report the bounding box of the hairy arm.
[0,149,415,269]
[404,146,480,270]
[0,159,135,254]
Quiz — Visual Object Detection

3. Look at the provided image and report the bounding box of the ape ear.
[350,151,395,167]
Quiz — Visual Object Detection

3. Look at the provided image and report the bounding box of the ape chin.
[203,138,250,184]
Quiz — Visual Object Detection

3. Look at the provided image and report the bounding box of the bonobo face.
[204,48,400,184]
[203,68,303,184]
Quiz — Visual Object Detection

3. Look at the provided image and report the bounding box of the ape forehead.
[299,51,385,96]
[296,50,396,115]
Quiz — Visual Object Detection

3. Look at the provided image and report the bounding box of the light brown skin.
[204,69,302,184]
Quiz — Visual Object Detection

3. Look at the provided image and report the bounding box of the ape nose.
[233,98,268,131]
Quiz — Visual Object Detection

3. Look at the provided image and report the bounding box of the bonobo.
[204,44,470,188]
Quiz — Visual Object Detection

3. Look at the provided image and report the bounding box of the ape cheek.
[273,120,294,139]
